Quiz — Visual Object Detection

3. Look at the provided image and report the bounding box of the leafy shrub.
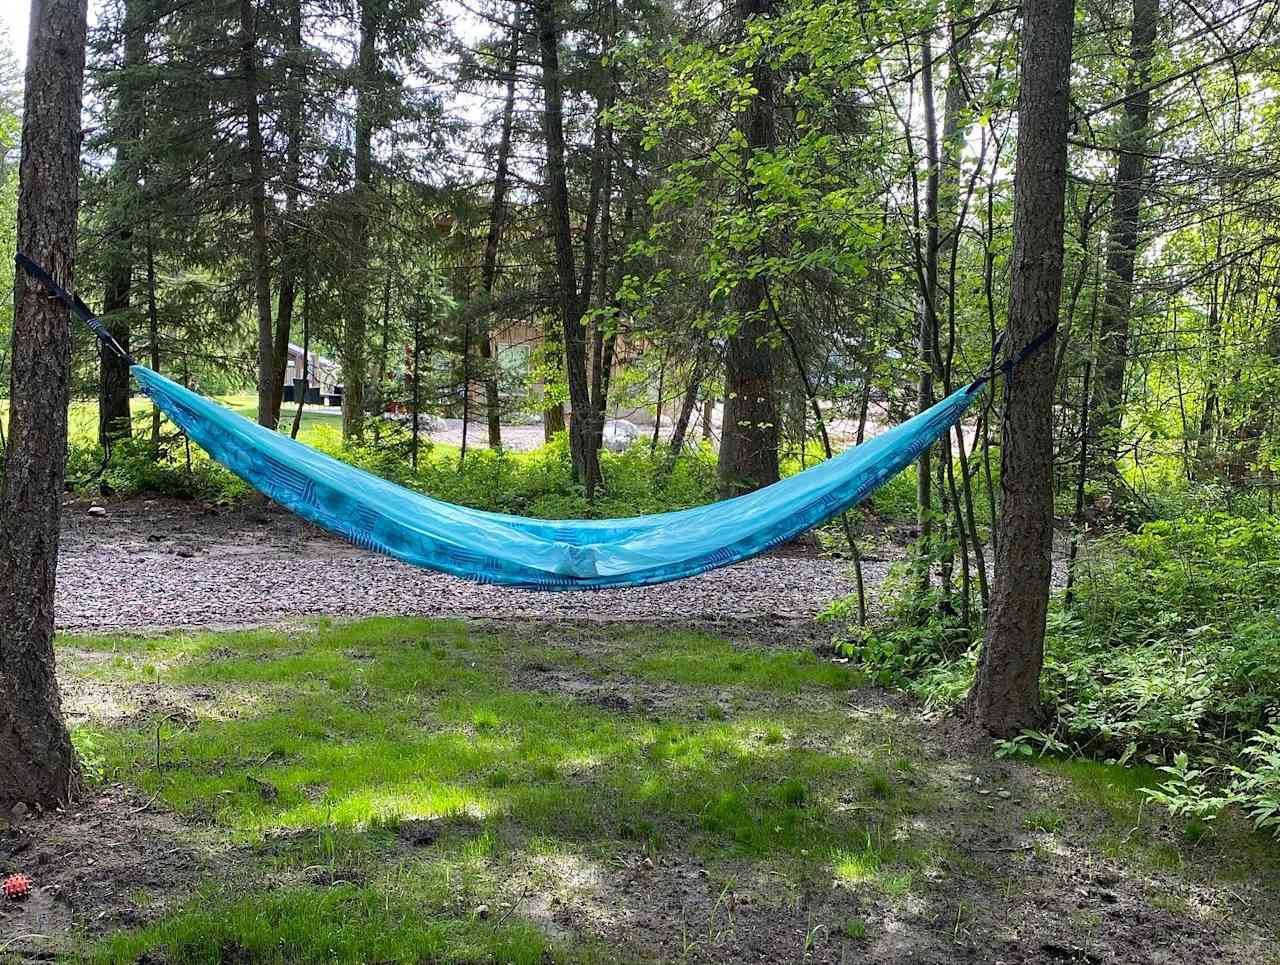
[826,513,1280,836]
[67,434,248,503]
[821,561,976,688]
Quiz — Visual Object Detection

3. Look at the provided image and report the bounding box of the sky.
[0,0,27,65]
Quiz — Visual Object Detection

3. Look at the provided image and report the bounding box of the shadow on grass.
[63,618,921,964]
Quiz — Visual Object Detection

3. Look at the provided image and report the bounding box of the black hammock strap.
[15,252,135,365]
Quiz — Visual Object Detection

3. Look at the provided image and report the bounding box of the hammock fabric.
[17,254,1036,590]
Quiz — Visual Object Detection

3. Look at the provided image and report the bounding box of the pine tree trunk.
[478,14,520,450]
[1091,0,1158,461]
[718,0,780,497]
[98,0,146,447]
[0,0,89,808]
[269,0,305,428]
[966,0,1074,736]
[535,0,601,495]
[239,0,274,429]
[342,1,376,440]
[98,245,133,445]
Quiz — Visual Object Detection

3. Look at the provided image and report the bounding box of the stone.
[87,506,107,518]
[602,419,640,452]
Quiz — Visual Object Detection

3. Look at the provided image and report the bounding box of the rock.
[601,419,640,452]
[996,790,1012,800]
[176,549,195,559]
[87,506,107,518]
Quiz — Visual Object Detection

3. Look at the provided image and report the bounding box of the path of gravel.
[55,498,880,632]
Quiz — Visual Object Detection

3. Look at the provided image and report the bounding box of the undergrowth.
[64,416,925,522]
[823,513,1280,839]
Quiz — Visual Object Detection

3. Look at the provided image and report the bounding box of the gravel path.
[56,498,874,632]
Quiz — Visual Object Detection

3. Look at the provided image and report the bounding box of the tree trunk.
[146,230,161,448]
[0,0,89,809]
[477,12,521,450]
[718,0,780,498]
[342,1,377,440]
[535,0,601,495]
[269,0,305,428]
[98,247,133,446]
[669,350,706,455]
[1090,0,1158,462]
[290,263,311,440]
[239,0,275,429]
[914,28,941,590]
[966,0,1074,736]
[98,0,147,447]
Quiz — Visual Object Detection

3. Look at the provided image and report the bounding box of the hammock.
[18,254,1034,591]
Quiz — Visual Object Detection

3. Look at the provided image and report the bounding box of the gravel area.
[55,498,876,632]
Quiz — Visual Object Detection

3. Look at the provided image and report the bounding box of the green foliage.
[830,513,1280,837]
[311,426,719,520]
[71,725,108,786]
[821,561,976,688]
[67,434,250,504]
[65,417,719,520]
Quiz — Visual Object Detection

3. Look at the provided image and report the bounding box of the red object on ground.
[3,873,31,899]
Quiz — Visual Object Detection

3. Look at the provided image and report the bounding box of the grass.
[60,618,921,963]
[1036,756,1278,878]
[45,617,1280,963]
[1,393,347,455]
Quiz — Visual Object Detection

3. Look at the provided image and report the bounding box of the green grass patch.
[56,618,920,959]
[611,628,862,692]
[50,617,1280,961]
[87,883,600,965]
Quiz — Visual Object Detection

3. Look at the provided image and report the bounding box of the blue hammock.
[18,253,1032,591]
[132,365,982,588]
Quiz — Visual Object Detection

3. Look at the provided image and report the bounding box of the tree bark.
[238,0,274,429]
[342,0,377,440]
[535,0,601,495]
[98,0,147,446]
[268,0,305,428]
[966,0,1074,736]
[98,245,133,445]
[0,0,89,808]
[718,0,780,497]
[914,28,942,590]
[669,350,706,455]
[477,14,520,450]
[1090,0,1158,461]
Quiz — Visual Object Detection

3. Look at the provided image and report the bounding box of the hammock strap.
[970,322,1057,392]
[15,252,135,365]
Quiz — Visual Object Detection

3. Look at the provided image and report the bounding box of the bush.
[67,434,248,503]
[821,561,976,688]
[825,512,1280,837]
